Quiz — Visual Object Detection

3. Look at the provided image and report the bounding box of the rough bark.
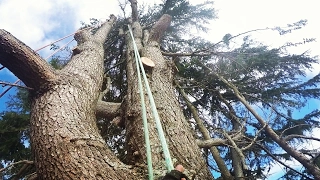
[0,30,57,88]
[1,15,142,180]
[124,15,214,179]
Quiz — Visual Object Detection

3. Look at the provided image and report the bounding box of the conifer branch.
[0,160,33,173]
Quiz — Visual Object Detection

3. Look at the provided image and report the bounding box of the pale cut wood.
[140,57,155,67]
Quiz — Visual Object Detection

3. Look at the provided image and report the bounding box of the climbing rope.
[128,25,174,179]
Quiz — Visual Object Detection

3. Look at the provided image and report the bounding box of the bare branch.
[0,160,33,173]
[222,130,248,171]
[96,101,121,119]
[242,124,267,151]
[280,124,310,138]
[258,144,313,180]
[162,51,216,57]
[99,76,111,100]
[284,135,320,142]
[148,14,172,43]
[129,0,138,22]
[0,79,20,98]
[196,138,228,147]
[0,81,33,90]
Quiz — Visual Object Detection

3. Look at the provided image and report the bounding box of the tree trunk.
[124,17,214,179]
[1,16,142,180]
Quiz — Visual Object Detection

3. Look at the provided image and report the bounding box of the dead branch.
[0,81,33,90]
[242,123,267,151]
[280,124,310,138]
[196,138,228,147]
[284,134,320,142]
[96,101,121,119]
[222,130,248,170]
[99,76,111,100]
[0,160,33,173]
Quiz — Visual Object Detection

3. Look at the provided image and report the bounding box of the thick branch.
[93,15,117,44]
[148,14,172,43]
[223,130,248,171]
[176,80,233,180]
[96,101,121,119]
[129,0,138,22]
[197,138,228,147]
[162,51,212,57]
[0,30,57,88]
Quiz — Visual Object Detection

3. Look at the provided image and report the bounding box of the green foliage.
[0,112,30,163]
[171,22,320,178]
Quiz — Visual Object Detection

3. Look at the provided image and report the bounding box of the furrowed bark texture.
[124,16,214,179]
[1,16,141,179]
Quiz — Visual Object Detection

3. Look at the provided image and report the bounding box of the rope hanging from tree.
[128,25,174,179]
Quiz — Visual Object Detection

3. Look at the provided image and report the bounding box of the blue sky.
[1,0,320,179]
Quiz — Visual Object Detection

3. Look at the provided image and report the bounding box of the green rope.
[128,25,174,174]
[128,26,154,180]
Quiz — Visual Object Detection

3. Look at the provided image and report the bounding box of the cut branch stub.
[141,57,155,67]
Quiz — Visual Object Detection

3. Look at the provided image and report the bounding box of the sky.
[0,0,320,179]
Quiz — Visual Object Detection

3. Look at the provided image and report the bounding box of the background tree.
[1,0,320,180]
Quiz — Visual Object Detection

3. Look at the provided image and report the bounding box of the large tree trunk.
[0,16,141,180]
[124,15,214,179]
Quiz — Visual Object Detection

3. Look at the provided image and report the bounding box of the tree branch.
[176,80,233,179]
[284,134,320,142]
[196,138,228,147]
[96,101,121,119]
[0,30,57,88]
[148,14,172,43]
[99,76,111,100]
[241,124,266,151]
[258,144,313,180]
[0,160,33,173]
[0,81,33,90]
[222,130,248,171]
[280,124,310,138]
[203,64,320,178]
[129,0,138,22]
